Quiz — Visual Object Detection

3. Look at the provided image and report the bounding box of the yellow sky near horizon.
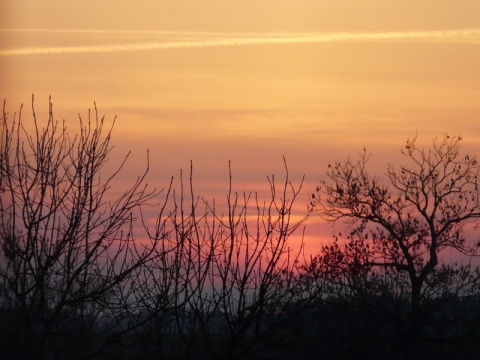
[1,1,480,253]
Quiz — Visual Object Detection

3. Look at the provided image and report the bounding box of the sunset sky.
[1,1,480,253]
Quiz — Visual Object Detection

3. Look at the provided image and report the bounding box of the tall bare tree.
[0,97,159,359]
[309,135,480,330]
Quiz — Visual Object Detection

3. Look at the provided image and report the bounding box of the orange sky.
[1,1,480,253]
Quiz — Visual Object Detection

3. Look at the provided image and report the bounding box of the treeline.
[1,98,480,360]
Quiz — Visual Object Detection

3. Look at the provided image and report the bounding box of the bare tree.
[309,135,480,331]
[0,97,159,359]
[0,96,316,360]
[129,161,309,360]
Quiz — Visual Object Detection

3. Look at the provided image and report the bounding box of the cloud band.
[1,29,479,56]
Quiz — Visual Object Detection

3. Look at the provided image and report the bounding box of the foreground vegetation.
[1,98,480,359]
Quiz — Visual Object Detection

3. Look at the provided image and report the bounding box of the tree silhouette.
[5,97,479,359]
[0,96,160,359]
[126,161,310,360]
[310,135,480,332]
[0,97,311,360]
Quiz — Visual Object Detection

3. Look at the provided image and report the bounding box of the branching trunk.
[310,134,480,348]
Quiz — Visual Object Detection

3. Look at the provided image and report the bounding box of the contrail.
[1,29,479,56]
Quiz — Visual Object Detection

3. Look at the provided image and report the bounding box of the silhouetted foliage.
[124,160,311,360]
[0,96,160,359]
[2,98,480,359]
[309,134,480,351]
[0,98,310,360]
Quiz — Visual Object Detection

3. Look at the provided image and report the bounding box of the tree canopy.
[310,135,480,328]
